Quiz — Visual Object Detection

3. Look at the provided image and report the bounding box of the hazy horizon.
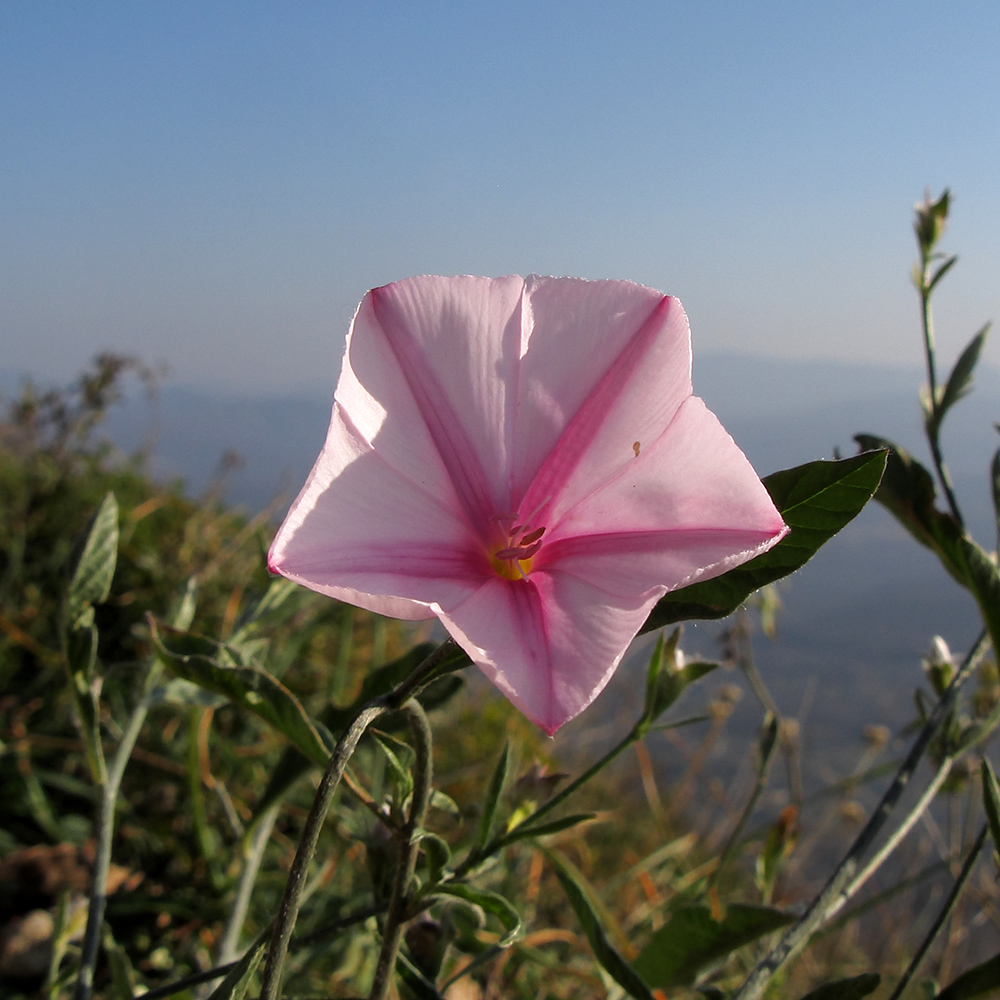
[2,3,998,393]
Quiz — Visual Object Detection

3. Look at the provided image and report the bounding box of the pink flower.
[269,276,787,733]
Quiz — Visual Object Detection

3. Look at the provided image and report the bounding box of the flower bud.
[914,189,951,255]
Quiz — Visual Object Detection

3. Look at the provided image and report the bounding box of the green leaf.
[643,452,887,632]
[795,972,881,1000]
[642,659,719,728]
[852,435,964,580]
[934,323,991,429]
[992,447,1000,550]
[431,883,523,947]
[553,865,654,1000]
[150,677,227,709]
[229,577,300,642]
[169,576,199,631]
[981,759,1000,860]
[506,813,596,842]
[102,922,140,1000]
[852,435,1000,650]
[473,743,510,854]
[417,831,451,885]
[151,621,332,766]
[206,929,269,1000]
[67,492,119,629]
[935,952,1000,1000]
[249,643,465,824]
[372,730,415,803]
[633,904,794,988]
[927,253,958,293]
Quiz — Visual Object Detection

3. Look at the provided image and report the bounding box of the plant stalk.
[258,639,458,1000]
[369,700,433,1000]
[732,628,989,1000]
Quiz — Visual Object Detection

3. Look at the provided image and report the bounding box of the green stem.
[456,725,639,877]
[886,822,988,1000]
[370,700,433,1000]
[258,639,457,1000]
[73,661,162,1000]
[823,756,954,923]
[258,701,386,1000]
[921,265,964,527]
[217,802,280,965]
[732,629,989,1000]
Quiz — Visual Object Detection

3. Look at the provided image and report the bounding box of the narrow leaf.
[169,576,199,631]
[152,621,332,766]
[67,493,119,628]
[506,813,596,842]
[795,972,881,1000]
[431,884,523,946]
[229,578,300,643]
[935,952,1000,1000]
[643,451,886,631]
[417,831,451,885]
[853,435,965,584]
[206,930,269,1000]
[473,743,510,854]
[249,644,464,823]
[936,323,991,427]
[927,253,958,293]
[981,759,1000,860]
[553,866,654,1000]
[634,904,794,988]
[646,660,719,722]
[991,447,1000,550]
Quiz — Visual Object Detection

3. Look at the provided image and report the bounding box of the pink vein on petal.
[520,295,676,519]
[370,285,504,534]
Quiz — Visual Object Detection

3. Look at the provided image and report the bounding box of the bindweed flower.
[269,276,787,733]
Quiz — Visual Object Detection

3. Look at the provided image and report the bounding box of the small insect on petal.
[633,441,641,457]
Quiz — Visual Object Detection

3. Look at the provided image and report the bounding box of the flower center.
[490,518,546,581]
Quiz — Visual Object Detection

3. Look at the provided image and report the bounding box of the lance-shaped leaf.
[249,643,467,826]
[853,435,964,581]
[795,973,881,1000]
[151,620,332,766]
[633,903,794,988]
[930,323,991,433]
[470,742,510,857]
[67,492,119,630]
[992,445,1000,549]
[855,436,1000,651]
[643,451,886,631]
[206,929,269,1000]
[981,759,1000,861]
[553,863,654,1000]
[430,883,523,947]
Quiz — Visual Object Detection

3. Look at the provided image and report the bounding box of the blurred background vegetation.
[2,356,999,1000]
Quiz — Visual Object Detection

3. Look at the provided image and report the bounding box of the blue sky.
[2,2,998,391]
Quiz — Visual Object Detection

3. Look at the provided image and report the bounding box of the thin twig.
[887,823,988,1000]
[732,628,989,1000]
[74,661,162,1000]
[217,802,280,965]
[369,700,434,1000]
[258,639,459,1000]
[823,756,954,923]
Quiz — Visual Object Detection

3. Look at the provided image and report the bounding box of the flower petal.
[439,571,655,734]
[268,403,486,620]
[516,280,692,521]
[351,276,525,525]
[540,396,787,596]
